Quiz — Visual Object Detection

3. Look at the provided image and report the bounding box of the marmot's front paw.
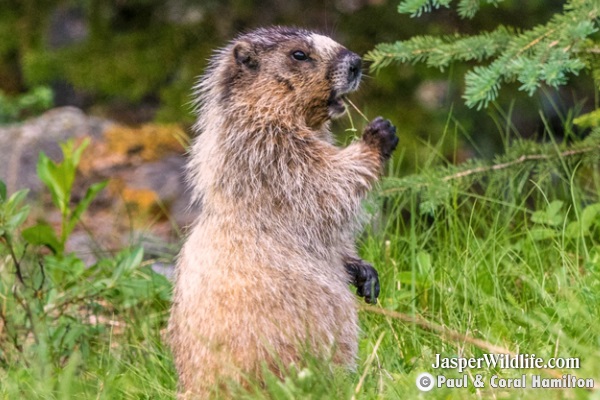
[344,258,380,304]
[362,116,398,161]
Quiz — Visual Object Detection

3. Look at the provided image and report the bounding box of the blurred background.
[0,0,595,259]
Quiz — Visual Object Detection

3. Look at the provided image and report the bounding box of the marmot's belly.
[173,239,358,367]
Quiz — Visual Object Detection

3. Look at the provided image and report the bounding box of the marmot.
[168,26,398,398]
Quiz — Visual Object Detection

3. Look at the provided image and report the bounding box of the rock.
[0,107,194,265]
[0,106,110,195]
[78,121,193,227]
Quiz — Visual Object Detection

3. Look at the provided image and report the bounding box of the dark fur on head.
[192,26,362,133]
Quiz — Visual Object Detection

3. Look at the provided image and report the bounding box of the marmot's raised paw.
[344,258,380,304]
[362,117,398,161]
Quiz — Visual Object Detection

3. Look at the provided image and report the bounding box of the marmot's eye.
[292,50,308,61]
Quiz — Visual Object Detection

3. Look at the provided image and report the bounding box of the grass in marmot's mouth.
[2,113,600,399]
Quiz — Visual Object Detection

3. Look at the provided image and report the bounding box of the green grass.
[1,124,600,399]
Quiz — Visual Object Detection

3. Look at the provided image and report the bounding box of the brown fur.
[168,27,396,398]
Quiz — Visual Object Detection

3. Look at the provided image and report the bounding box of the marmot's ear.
[233,41,259,70]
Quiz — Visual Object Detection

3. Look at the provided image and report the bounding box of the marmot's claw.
[362,116,398,161]
[344,259,380,304]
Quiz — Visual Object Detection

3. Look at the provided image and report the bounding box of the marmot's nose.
[348,55,362,82]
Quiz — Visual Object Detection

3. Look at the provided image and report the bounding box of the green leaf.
[581,203,600,230]
[36,139,90,216]
[7,208,30,231]
[37,152,69,213]
[112,247,144,280]
[2,189,30,232]
[65,180,108,238]
[58,139,88,184]
[0,180,6,201]
[6,189,28,212]
[531,200,564,227]
[416,251,432,275]
[44,254,86,286]
[566,203,600,237]
[61,324,86,350]
[22,223,62,254]
[397,271,432,289]
[529,227,557,241]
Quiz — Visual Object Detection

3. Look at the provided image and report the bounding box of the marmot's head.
[196,27,362,129]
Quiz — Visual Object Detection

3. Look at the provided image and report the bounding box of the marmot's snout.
[334,50,362,94]
[346,52,362,88]
[328,51,362,119]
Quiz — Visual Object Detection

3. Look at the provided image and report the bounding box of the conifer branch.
[441,145,598,182]
[380,131,600,197]
[367,0,600,109]
[516,28,557,56]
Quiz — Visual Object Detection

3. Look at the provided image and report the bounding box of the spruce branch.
[441,145,597,182]
[457,0,481,19]
[398,0,452,17]
[368,0,600,109]
[380,130,600,198]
